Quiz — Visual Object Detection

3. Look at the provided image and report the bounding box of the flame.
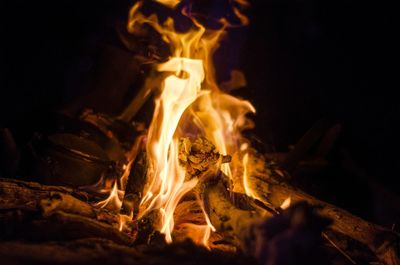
[95,181,123,211]
[126,0,254,246]
[119,213,133,232]
[95,180,132,231]
[242,152,254,198]
[280,197,292,210]
[154,0,180,8]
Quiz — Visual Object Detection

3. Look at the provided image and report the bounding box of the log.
[0,177,89,203]
[203,181,269,248]
[0,178,133,244]
[248,173,400,265]
[203,181,333,265]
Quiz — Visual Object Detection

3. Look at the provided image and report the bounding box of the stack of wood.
[0,134,399,265]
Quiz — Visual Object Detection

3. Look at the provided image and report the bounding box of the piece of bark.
[248,174,400,265]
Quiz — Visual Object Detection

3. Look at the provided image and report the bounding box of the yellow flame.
[154,0,180,8]
[129,0,253,245]
[242,152,257,199]
[140,57,203,243]
[95,181,122,210]
[280,197,292,210]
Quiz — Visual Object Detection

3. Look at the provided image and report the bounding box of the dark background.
[0,0,398,225]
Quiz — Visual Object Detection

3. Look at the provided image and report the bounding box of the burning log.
[201,174,397,264]
[247,172,400,265]
[203,180,268,247]
[204,181,331,264]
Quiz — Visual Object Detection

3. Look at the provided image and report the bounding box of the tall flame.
[128,0,255,245]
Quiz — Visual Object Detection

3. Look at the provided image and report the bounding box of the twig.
[322,232,357,264]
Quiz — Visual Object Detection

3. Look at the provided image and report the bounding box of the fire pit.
[0,0,399,265]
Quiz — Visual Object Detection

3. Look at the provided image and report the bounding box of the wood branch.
[0,238,253,265]
[248,174,400,265]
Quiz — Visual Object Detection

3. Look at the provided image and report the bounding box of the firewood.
[203,181,268,248]
[0,178,100,217]
[204,181,332,264]
[247,173,400,265]
[1,164,399,265]
[0,177,88,201]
